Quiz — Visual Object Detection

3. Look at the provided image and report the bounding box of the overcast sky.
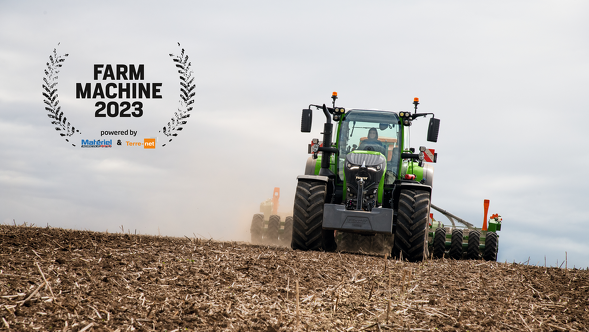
[1,1,588,268]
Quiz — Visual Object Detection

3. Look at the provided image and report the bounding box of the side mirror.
[427,118,440,142]
[301,109,312,132]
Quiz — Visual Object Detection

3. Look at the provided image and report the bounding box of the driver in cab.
[358,128,385,154]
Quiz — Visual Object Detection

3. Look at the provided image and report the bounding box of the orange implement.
[272,187,280,215]
[482,199,490,231]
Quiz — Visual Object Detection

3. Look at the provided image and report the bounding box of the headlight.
[366,165,384,172]
[347,163,359,170]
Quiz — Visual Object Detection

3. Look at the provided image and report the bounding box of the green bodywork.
[488,218,502,232]
[400,160,426,182]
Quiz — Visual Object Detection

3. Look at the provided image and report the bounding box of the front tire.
[250,214,264,244]
[393,189,430,262]
[291,179,336,251]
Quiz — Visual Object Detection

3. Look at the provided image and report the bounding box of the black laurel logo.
[161,42,195,146]
[43,44,79,146]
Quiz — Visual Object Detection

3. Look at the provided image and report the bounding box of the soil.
[1,224,587,331]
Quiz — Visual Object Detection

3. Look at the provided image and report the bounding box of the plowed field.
[0,225,587,331]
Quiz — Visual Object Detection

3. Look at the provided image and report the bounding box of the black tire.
[466,230,481,260]
[432,227,446,259]
[281,216,293,245]
[393,189,431,262]
[291,179,336,251]
[448,228,463,260]
[483,231,498,261]
[250,214,264,244]
[267,215,280,245]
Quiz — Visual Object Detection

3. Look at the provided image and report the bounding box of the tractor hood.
[344,151,386,208]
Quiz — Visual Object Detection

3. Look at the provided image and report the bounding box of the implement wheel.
[393,189,431,262]
[466,230,481,260]
[250,214,264,244]
[448,229,463,260]
[267,215,280,245]
[433,227,446,259]
[281,216,293,246]
[291,179,336,251]
[483,232,499,261]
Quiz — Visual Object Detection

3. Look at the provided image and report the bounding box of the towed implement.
[292,92,501,261]
[250,187,293,246]
[430,200,502,261]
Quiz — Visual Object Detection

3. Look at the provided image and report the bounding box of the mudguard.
[297,175,329,183]
[392,181,432,211]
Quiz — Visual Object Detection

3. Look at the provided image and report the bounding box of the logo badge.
[144,138,156,149]
[81,139,112,148]
[42,44,195,148]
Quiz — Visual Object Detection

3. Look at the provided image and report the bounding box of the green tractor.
[250,187,293,246]
[292,92,500,261]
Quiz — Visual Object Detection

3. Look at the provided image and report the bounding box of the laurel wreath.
[161,42,196,146]
[43,44,79,146]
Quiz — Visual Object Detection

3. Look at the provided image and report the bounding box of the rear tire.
[466,230,481,260]
[281,216,293,246]
[393,189,431,262]
[291,179,336,251]
[432,227,446,259]
[483,231,498,261]
[448,229,463,260]
[267,215,280,245]
[250,214,264,244]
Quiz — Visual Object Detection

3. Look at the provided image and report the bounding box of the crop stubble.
[0,225,587,331]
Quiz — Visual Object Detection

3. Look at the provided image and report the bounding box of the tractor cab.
[337,110,401,184]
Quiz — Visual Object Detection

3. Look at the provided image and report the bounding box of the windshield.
[338,110,401,184]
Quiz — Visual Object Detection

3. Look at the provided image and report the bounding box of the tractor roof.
[344,109,400,123]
